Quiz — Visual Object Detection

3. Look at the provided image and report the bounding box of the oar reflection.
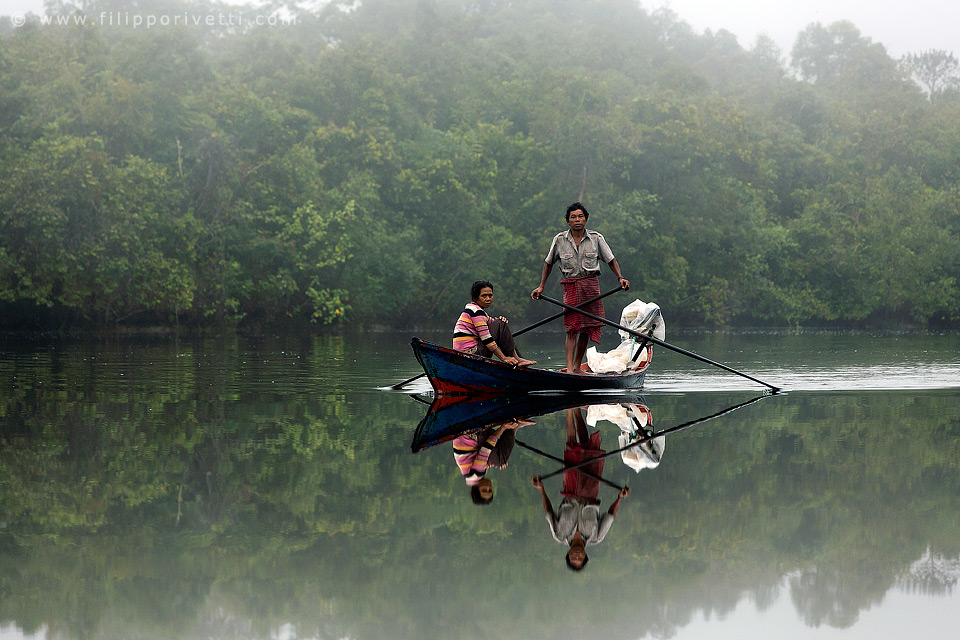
[533,393,770,483]
[518,394,769,572]
[410,391,771,570]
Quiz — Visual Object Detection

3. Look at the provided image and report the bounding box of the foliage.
[1,0,958,329]
[900,49,960,99]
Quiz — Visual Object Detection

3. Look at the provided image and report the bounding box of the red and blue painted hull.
[410,337,647,396]
[410,389,646,452]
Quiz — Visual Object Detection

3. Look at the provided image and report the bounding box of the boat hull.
[410,390,646,452]
[410,337,647,396]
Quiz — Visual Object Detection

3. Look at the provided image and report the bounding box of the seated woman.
[453,280,536,367]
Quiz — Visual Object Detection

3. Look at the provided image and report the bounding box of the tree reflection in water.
[2,337,959,639]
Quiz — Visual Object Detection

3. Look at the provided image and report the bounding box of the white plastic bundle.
[585,299,665,373]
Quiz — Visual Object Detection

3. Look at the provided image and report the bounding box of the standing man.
[531,202,629,374]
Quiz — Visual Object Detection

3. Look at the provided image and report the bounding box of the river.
[1,329,959,639]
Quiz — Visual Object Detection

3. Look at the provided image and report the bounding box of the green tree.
[900,49,960,99]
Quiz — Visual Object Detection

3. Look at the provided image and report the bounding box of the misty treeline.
[1,0,959,331]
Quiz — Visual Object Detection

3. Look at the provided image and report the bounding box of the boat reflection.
[411,391,771,569]
[411,390,767,468]
[412,392,648,509]
[410,391,647,453]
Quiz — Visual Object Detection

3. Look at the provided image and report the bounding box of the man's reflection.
[530,407,630,570]
[453,418,533,504]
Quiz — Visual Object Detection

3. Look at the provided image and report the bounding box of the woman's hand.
[502,355,520,366]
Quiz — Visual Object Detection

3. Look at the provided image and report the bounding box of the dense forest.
[1,0,959,330]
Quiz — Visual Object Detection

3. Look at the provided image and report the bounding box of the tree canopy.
[1,0,958,330]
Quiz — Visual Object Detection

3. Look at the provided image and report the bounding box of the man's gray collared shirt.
[544,228,615,279]
[546,496,615,546]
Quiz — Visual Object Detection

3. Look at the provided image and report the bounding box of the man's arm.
[531,261,554,300]
[531,476,555,518]
[608,486,629,518]
[607,258,629,290]
[595,487,630,544]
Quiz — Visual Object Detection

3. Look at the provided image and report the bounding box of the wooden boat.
[410,337,650,396]
[411,390,647,452]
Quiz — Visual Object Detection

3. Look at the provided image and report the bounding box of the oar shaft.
[515,440,623,490]
[536,294,779,392]
[390,371,429,390]
[513,285,623,338]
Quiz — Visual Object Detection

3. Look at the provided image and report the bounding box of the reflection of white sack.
[586,403,663,472]
[585,403,638,432]
[619,431,664,472]
[586,300,665,373]
[585,403,652,433]
[620,404,662,472]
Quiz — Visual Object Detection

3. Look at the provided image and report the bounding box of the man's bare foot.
[517,358,537,366]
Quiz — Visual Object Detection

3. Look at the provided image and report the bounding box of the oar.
[387,285,625,390]
[536,294,780,392]
[514,439,625,491]
[536,393,770,482]
[511,284,624,339]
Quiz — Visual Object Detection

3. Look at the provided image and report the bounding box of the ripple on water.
[645,362,960,393]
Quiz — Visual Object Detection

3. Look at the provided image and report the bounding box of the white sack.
[585,299,665,373]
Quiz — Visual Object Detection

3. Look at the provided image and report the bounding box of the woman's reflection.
[453,418,534,504]
[530,407,630,570]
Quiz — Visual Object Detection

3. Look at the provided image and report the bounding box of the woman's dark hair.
[470,484,493,505]
[471,280,494,301]
[565,202,590,221]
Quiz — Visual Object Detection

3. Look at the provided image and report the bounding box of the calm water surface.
[1,329,959,639]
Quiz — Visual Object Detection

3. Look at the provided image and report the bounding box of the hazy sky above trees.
[3,0,959,60]
[649,0,960,58]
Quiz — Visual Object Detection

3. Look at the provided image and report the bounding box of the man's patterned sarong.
[561,430,604,502]
[561,275,603,343]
